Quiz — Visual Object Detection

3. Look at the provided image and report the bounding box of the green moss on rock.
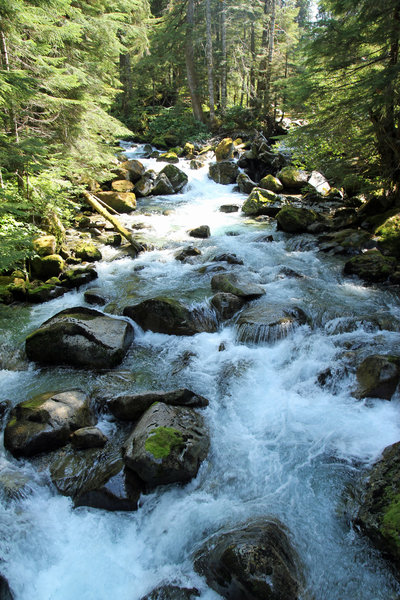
[74,243,102,263]
[242,188,282,216]
[375,213,400,258]
[145,426,184,459]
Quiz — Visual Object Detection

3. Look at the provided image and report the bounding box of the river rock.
[159,164,188,192]
[215,138,234,162]
[25,307,134,368]
[96,191,136,213]
[0,574,13,600]
[33,235,57,257]
[212,253,243,265]
[194,519,302,600]
[107,388,209,421]
[175,247,201,262]
[111,179,135,193]
[152,173,175,196]
[355,441,400,572]
[209,161,240,185]
[276,166,309,191]
[375,213,400,258]
[308,171,330,195]
[318,229,372,255]
[123,402,209,485]
[344,250,397,282]
[83,288,107,305]
[259,174,284,193]
[4,390,95,458]
[276,206,319,233]
[219,204,239,213]
[141,585,199,600]
[236,305,308,344]
[236,173,256,194]
[70,426,108,449]
[210,293,245,320]
[355,354,400,399]
[74,242,102,262]
[59,266,98,289]
[189,225,210,239]
[242,188,284,217]
[135,171,157,197]
[31,254,65,280]
[120,159,146,182]
[211,273,265,299]
[50,447,143,511]
[123,297,214,336]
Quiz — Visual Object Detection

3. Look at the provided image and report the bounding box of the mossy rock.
[59,266,98,289]
[375,213,400,257]
[259,174,283,193]
[344,250,397,282]
[26,282,66,304]
[74,242,102,262]
[159,164,188,192]
[144,426,184,458]
[96,191,136,213]
[355,442,400,572]
[276,206,319,233]
[276,166,309,190]
[355,354,400,399]
[157,152,179,164]
[31,254,65,280]
[111,179,135,193]
[242,188,283,216]
[236,172,256,194]
[33,235,57,257]
[342,173,364,196]
[215,138,234,162]
[152,173,175,196]
[183,142,195,157]
[119,159,145,182]
[209,160,240,185]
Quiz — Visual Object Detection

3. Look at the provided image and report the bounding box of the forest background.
[0,0,399,272]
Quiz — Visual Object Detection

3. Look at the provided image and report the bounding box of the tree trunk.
[185,0,204,122]
[220,0,227,113]
[256,0,269,110]
[263,0,276,113]
[249,21,256,107]
[206,0,215,125]
[0,30,19,143]
[119,52,132,119]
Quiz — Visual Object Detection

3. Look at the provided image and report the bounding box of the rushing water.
[1,146,400,600]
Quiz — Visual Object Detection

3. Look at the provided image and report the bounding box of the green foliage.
[0,214,41,273]
[144,426,184,459]
[130,105,208,146]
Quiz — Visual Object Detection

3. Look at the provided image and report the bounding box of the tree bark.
[220,0,227,113]
[119,52,133,119]
[263,0,276,112]
[206,0,215,125]
[185,0,205,122]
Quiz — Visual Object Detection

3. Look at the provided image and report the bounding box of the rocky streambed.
[0,138,400,599]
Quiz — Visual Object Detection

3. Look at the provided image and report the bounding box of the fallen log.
[83,191,143,255]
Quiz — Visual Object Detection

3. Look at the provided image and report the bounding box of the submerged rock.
[355,442,400,573]
[344,250,396,283]
[123,402,209,485]
[4,390,94,457]
[211,273,265,299]
[236,305,308,344]
[194,519,302,600]
[123,297,215,336]
[220,204,240,213]
[141,585,199,600]
[355,354,400,399]
[25,307,134,368]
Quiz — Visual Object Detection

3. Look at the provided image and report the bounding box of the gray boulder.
[120,159,146,182]
[211,273,265,300]
[189,225,210,239]
[209,161,240,185]
[194,519,302,600]
[159,164,188,192]
[236,306,308,344]
[135,170,157,197]
[123,297,216,336]
[4,390,95,457]
[25,307,134,369]
[355,354,400,399]
[152,173,175,196]
[107,388,209,421]
[236,173,256,194]
[123,402,209,485]
[70,426,108,449]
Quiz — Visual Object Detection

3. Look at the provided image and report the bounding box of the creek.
[1,145,400,599]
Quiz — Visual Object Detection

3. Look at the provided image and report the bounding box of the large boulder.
[307,171,330,195]
[236,173,256,194]
[159,164,188,193]
[134,171,157,197]
[210,293,245,320]
[242,188,284,217]
[355,442,400,572]
[318,229,372,255]
[236,305,308,344]
[123,402,209,485]
[120,159,146,182]
[209,161,240,185]
[276,206,319,233]
[31,254,64,280]
[259,174,283,194]
[50,447,143,511]
[194,519,302,600]
[152,173,175,196]
[111,180,135,193]
[25,307,134,368]
[96,191,136,213]
[123,297,216,336]
[276,166,309,191]
[59,266,98,289]
[215,138,234,162]
[107,388,208,422]
[4,390,94,457]
[74,242,102,262]
[33,235,57,257]
[344,250,396,282]
[211,273,265,300]
[375,213,400,258]
[355,354,400,399]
